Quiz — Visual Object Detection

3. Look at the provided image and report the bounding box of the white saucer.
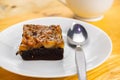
[0,17,112,78]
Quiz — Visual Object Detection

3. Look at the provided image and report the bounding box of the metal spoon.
[67,23,88,80]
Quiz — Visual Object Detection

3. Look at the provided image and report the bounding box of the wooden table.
[0,0,120,80]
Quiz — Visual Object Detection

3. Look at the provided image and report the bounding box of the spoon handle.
[75,45,87,80]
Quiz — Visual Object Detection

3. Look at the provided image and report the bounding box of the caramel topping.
[19,24,64,51]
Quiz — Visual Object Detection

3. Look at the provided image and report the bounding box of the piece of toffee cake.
[16,24,64,60]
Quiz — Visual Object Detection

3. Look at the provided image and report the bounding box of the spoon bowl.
[67,23,88,45]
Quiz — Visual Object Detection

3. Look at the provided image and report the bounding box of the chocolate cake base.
[19,47,64,60]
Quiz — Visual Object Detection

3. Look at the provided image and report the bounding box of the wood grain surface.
[0,0,120,80]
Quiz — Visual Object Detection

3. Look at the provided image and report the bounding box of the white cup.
[60,0,114,21]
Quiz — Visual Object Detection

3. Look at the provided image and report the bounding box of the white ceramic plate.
[0,17,112,78]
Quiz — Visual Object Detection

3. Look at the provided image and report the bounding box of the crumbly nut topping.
[19,24,64,51]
